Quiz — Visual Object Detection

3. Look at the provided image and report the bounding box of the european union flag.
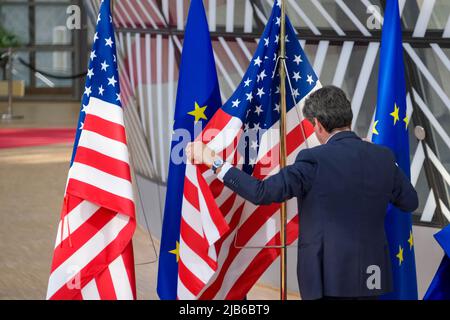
[372,0,418,299]
[424,225,450,299]
[156,0,221,300]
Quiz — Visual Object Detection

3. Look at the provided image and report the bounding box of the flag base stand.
[1,113,23,121]
[232,18,312,300]
[1,48,24,122]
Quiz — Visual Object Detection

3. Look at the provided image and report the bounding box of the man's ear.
[315,119,324,133]
[316,120,331,134]
[314,118,320,129]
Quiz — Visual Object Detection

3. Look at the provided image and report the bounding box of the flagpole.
[278,0,288,301]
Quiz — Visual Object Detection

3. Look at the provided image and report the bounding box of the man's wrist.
[217,162,232,182]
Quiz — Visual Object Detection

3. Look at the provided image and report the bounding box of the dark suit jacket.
[222,131,418,300]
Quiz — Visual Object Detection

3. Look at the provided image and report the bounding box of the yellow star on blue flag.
[188,102,208,123]
[169,241,180,262]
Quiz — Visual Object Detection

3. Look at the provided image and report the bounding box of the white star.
[257,70,267,82]
[79,122,84,130]
[275,86,280,94]
[87,68,94,79]
[292,88,300,99]
[93,32,99,42]
[256,87,265,98]
[244,123,250,131]
[101,60,109,71]
[275,35,279,44]
[264,37,269,47]
[253,56,262,67]
[244,78,252,87]
[90,50,97,61]
[116,93,121,101]
[250,140,259,150]
[253,122,261,131]
[105,37,114,47]
[274,103,280,113]
[84,86,92,97]
[276,17,280,26]
[97,14,101,23]
[113,55,116,62]
[249,157,257,165]
[285,35,290,43]
[254,105,263,116]
[292,72,301,82]
[81,104,88,113]
[273,53,277,61]
[293,55,303,65]
[107,76,117,87]
[110,15,113,23]
[231,99,240,108]
[307,74,314,85]
[246,92,253,102]
[98,85,104,95]
[276,0,281,7]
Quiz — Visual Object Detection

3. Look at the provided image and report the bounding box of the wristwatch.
[211,158,224,174]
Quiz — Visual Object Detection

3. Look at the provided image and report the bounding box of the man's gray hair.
[302,85,353,132]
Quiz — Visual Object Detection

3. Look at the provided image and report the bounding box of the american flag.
[178,3,321,299]
[46,0,136,300]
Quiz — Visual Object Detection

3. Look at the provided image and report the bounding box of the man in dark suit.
[186,86,418,300]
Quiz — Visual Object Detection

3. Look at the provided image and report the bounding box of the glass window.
[35,51,72,88]
[35,5,73,45]
[0,4,30,45]
[0,0,86,98]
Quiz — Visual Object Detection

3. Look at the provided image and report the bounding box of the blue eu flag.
[156,0,221,299]
[372,0,418,299]
[424,225,450,300]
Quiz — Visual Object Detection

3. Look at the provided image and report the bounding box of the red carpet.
[0,128,76,149]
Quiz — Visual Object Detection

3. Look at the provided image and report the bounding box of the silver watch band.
[212,158,224,174]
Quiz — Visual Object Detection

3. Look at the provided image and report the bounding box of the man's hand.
[186,141,216,168]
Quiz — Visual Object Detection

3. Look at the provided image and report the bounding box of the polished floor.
[0,101,297,300]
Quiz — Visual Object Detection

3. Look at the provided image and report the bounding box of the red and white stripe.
[47,97,136,300]
[177,83,321,299]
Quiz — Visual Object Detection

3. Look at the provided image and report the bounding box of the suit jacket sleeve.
[221,149,317,205]
[391,162,419,213]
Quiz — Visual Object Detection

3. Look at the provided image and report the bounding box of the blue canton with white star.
[222,3,318,174]
[71,0,121,165]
